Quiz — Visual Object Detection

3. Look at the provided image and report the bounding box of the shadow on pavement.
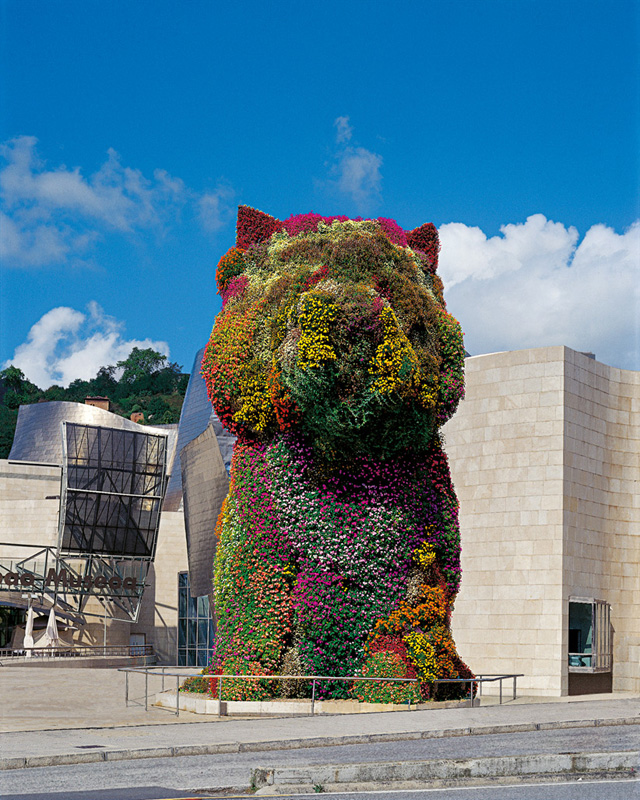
[0,787,237,800]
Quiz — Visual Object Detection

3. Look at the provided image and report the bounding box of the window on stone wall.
[177,572,214,667]
[568,598,611,672]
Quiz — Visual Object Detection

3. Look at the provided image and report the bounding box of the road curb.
[1,715,638,771]
[252,750,640,793]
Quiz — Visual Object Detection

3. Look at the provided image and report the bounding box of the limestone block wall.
[445,346,639,696]
[562,350,640,693]
[444,347,567,696]
[133,510,189,663]
[0,461,61,557]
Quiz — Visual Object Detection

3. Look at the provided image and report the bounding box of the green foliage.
[351,651,421,704]
[0,349,189,458]
[0,405,19,459]
[0,367,41,409]
[213,657,276,701]
[181,672,211,693]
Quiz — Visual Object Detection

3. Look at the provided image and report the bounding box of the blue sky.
[1,0,638,385]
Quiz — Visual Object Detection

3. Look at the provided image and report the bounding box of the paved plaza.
[0,667,637,770]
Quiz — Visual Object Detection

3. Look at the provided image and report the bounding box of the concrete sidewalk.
[0,666,637,771]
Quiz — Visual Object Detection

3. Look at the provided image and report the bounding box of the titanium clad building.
[163,346,236,511]
[1,401,177,654]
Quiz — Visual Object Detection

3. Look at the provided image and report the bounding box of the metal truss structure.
[0,543,151,623]
[0,422,169,623]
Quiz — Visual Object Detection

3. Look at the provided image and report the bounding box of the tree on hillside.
[0,367,41,409]
[1,366,28,391]
[117,348,172,384]
[0,348,190,458]
[0,367,42,459]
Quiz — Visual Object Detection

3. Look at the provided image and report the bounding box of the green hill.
[0,348,190,459]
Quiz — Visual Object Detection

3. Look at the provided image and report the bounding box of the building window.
[0,607,26,649]
[177,572,214,667]
[568,598,611,672]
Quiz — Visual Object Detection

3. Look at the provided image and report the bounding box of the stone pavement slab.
[1,668,189,732]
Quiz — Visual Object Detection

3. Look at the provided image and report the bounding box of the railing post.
[176,675,180,717]
[145,669,148,712]
[499,677,503,705]
[311,679,316,716]
[513,675,516,701]
[125,670,129,707]
[218,676,223,718]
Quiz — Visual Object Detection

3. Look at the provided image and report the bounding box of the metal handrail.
[0,644,154,661]
[120,666,524,718]
[436,673,524,705]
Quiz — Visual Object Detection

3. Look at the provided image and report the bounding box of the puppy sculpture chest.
[203,206,472,699]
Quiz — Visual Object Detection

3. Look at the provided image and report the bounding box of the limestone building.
[445,346,639,695]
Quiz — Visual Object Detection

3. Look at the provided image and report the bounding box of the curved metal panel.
[9,401,177,468]
[163,347,236,511]
[181,424,229,597]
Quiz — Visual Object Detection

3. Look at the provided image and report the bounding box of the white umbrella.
[24,605,35,657]
[45,607,60,650]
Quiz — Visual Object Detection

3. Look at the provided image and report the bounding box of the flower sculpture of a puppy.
[203,206,473,702]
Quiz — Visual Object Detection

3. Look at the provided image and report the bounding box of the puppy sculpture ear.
[236,205,283,249]
[406,223,440,274]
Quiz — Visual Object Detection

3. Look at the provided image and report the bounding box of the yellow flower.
[369,308,419,396]
[417,372,439,409]
[413,541,436,570]
[233,375,274,432]
[297,295,337,370]
[404,632,439,682]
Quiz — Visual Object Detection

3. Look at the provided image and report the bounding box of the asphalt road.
[269,780,640,800]
[1,724,638,799]
[1,778,639,800]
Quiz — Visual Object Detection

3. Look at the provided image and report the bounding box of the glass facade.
[568,598,611,672]
[177,572,214,666]
[60,423,168,558]
[0,606,26,648]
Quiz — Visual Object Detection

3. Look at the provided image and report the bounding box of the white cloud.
[334,116,353,144]
[439,215,640,371]
[0,136,234,268]
[3,302,170,388]
[327,118,383,212]
[198,183,235,232]
[335,147,383,210]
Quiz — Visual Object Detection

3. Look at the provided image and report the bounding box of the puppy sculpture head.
[203,206,464,461]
